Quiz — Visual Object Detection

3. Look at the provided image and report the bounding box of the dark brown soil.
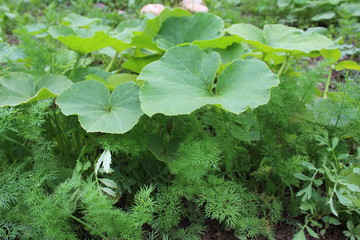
[201,220,346,240]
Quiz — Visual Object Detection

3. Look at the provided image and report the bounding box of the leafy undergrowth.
[0,1,360,240]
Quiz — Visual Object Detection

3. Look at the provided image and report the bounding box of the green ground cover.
[0,0,360,239]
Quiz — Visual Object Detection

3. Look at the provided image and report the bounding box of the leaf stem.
[323,69,333,98]
[2,135,30,153]
[277,56,289,79]
[105,51,119,72]
[69,214,107,239]
[70,53,84,80]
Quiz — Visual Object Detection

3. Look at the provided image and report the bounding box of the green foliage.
[0,1,359,240]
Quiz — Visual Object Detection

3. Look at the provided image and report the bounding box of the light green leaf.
[320,49,341,64]
[211,43,250,64]
[311,11,336,21]
[194,36,241,50]
[138,45,279,116]
[0,43,12,59]
[328,197,338,216]
[49,26,130,53]
[294,173,312,181]
[306,226,320,238]
[56,80,143,133]
[98,178,118,189]
[226,24,338,54]
[347,220,355,232]
[306,27,328,35]
[62,13,101,28]
[293,230,306,240]
[335,190,353,207]
[334,61,360,71]
[338,3,360,17]
[155,12,224,50]
[86,73,140,90]
[296,183,313,201]
[122,55,162,74]
[277,0,291,7]
[101,187,116,197]
[0,73,72,107]
[131,8,191,51]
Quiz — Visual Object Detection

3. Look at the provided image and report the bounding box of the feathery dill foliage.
[151,137,282,239]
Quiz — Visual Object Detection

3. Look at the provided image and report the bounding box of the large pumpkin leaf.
[0,73,72,107]
[226,24,338,54]
[56,80,143,133]
[130,8,191,51]
[62,13,101,28]
[138,45,279,116]
[154,12,224,50]
[49,26,130,53]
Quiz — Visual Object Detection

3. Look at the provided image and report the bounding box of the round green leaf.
[311,11,336,21]
[56,80,143,133]
[49,26,130,53]
[338,3,360,17]
[0,73,72,107]
[334,60,360,71]
[155,12,224,50]
[62,13,101,28]
[139,45,279,116]
[131,8,191,51]
[226,24,338,54]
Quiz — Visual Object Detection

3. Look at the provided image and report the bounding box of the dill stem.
[2,135,30,152]
[277,57,288,79]
[70,53,83,80]
[105,51,119,72]
[323,69,332,98]
[70,214,108,239]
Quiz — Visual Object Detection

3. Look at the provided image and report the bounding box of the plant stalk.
[70,215,107,239]
[70,53,84,80]
[323,69,332,98]
[277,56,289,79]
[105,51,119,72]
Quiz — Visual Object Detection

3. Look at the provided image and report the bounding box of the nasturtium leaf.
[62,13,101,28]
[334,60,360,71]
[130,8,191,51]
[311,11,336,21]
[226,24,338,55]
[138,45,279,116]
[48,26,130,53]
[56,80,143,133]
[154,12,224,50]
[0,73,72,107]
